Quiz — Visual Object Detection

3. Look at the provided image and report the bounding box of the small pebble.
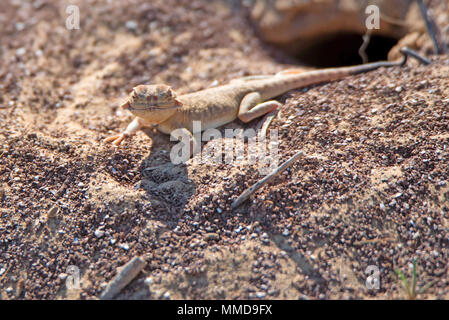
[205,233,219,241]
[16,47,26,56]
[94,229,105,238]
[118,243,129,250]
[125,20,138,30]
[15,22,25,31]
[47,206,59,219]
[58,273,68,280]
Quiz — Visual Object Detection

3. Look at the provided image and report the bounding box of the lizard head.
[121,84,182,123]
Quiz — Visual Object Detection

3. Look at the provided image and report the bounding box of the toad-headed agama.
[105,53,410,156]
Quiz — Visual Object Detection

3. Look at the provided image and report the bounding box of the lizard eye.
[158,90,169,99]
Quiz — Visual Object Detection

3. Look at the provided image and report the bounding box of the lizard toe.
[104,133,127,146]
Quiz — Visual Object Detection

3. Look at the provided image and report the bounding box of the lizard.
[104,51,410,155]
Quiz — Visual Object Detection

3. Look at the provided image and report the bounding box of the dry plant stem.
[0,265,10,281]
[416,0,441,54]
[379,12,408,27]
[256,109,279,137]
[231,150,304,209]
[400,47,431,65]
[99,256,146,300]
[353,237,395,246]
[359,29,372,64]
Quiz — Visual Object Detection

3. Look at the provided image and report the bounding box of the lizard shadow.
[136,121,256,227]
[137,129,196,223]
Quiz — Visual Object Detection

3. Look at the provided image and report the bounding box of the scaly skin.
[105,55,407,151]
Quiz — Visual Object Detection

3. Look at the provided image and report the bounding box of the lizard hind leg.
[238,91,282,123]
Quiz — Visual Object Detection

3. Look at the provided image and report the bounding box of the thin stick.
[99,256,146,300]
[359,29,372,64]
[256,109,279,138]
[353,237,395,246]
[416,0,441,54]
[400,47,431,65]
[231,150,304,209]
[0,265,10,281]
[380,12,408,27]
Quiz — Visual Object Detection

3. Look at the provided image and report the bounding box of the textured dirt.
[0,0,448,300]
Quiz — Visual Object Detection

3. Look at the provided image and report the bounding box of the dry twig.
[99,256,146,300]
[400,47,431,65]
[231,150,304,209]
[416,0,442,54]
[359,29,372,64]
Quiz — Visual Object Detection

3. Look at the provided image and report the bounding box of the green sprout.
[395,258,434,300]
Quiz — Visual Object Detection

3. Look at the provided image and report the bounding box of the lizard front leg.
[104,117,148,146]
[238,91,282,123]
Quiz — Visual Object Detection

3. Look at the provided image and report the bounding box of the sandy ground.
[0,0,448,299]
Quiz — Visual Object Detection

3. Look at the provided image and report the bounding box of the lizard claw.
[104,133,128,146]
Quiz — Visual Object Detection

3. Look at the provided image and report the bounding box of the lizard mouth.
[121,100,131,109]
[121,99,182,111]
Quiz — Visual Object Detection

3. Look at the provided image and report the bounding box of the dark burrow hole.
[286,32,399,68]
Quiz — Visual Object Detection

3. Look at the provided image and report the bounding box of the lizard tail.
[280,49,409,76]
[347,53,408,75]
[276,68,308,76]
[262,48,428,98]
[277,51,409,89]
[280,53,407,77]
